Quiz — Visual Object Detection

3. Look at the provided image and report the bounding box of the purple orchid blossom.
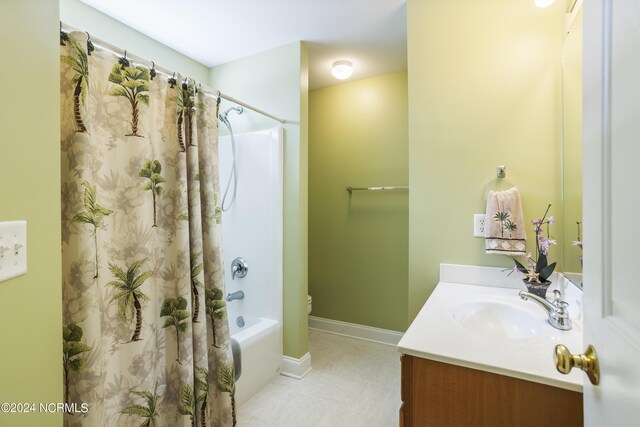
[511,204,557,284]
[538,237,557,256]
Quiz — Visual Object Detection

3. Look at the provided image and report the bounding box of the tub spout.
[227,290,245,302]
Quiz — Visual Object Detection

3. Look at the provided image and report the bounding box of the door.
[583,0,640,424]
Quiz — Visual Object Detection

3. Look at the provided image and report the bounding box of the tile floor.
[237,329,401,427]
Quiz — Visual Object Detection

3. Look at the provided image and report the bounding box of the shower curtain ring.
[60,22,69,46]
[169,72,177,88]
[150,61,156,80]
[86,32,95,56]
[119,50,130,69]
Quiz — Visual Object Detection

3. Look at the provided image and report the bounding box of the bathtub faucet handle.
[231,257,248,280]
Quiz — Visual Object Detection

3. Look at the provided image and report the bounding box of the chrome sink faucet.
[518,289,572,331]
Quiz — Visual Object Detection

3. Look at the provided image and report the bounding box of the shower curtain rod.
[61,23,286,124]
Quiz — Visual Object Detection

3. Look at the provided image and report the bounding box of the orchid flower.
[512,204,556,284]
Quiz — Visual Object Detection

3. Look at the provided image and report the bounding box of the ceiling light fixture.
[331,60,353,80]
[534,0,556,8]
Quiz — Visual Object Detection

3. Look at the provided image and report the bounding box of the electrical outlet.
[474,214,486,237]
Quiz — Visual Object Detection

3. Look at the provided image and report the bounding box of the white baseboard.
[281,352,312,380]
[308,316,404,346]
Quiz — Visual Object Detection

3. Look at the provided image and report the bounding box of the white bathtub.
[229,315,282,406]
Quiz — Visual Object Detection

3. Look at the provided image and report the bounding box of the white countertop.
[397,264,584,392]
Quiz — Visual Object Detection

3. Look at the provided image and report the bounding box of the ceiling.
[80,0,408,89]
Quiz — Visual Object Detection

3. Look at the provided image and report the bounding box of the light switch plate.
[0,221,27,282]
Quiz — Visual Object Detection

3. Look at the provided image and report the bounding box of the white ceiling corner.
[79,0,407,89]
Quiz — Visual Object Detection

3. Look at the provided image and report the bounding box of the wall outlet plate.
[474,214,486,238]
[0,221,27,283]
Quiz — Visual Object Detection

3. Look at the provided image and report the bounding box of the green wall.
[0,1,62,426]
[210,43,309,359]
[309,72,409,332]
[407,0,564,322]
[60,0,209,83]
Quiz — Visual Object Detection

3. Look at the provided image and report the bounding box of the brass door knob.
[554,344,600,385]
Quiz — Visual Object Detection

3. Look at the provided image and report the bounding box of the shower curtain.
[60,32,235,427]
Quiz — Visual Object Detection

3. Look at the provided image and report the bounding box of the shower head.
[219,106,244,122]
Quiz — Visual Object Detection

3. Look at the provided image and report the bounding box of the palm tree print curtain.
[60,32,236,427]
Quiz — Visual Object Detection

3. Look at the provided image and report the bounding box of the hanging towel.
[485,187,526,256]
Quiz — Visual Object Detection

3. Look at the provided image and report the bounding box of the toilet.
[307,295,312,314]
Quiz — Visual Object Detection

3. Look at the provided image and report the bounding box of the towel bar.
[346,186,409,193]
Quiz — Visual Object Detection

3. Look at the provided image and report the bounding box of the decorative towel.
[485,187,526,256]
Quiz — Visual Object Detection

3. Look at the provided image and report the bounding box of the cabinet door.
[400,355,411,426]
[401,355,582,426]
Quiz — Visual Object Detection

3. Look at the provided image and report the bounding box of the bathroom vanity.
[400,355,582,426]
[398,264,584,427]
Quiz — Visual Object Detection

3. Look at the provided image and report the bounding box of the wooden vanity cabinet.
[400,355,583,427]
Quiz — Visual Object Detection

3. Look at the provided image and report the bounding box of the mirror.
[561,3,583,286]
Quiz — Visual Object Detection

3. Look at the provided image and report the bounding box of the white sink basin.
[452,301,543,340]
[398,275,584,392]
